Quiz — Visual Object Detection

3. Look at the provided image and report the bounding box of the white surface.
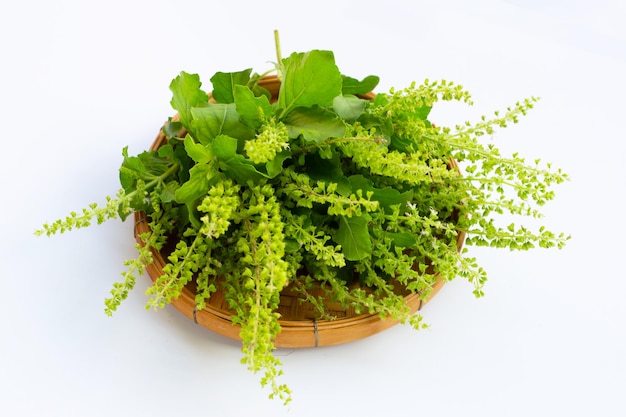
[2,1,625,416]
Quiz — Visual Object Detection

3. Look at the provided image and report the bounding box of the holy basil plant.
[37,48,569,405]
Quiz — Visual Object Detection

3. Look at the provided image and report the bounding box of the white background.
[2,0,625,416]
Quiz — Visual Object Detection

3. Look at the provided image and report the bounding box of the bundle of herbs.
[37,35,569,404]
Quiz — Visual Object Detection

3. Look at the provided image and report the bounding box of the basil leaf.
[333,95,367,121]
[265,150,291,178]
[348,175,413,212]
[212,135,266,184]
[163,118,184,139]
[174,163,214,204]
[211,134,238,159]
[234,84,274,129]
[357,112,394,139]
[305,152,351,196]
[183,134,213,164]
[333,214,372,261]
[284,107,345,144]
[278,50,342,116]
[119,147,146,192]
[169,72,209,129]
[157,144,175,159]
[119,148,172,193]
[382,232,417,248]
[210,69,252,103]
[160,181,180,203]
[342,75,379,95]
[190,103,255,145]
[218,158,266,185]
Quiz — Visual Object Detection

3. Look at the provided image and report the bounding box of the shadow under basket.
[133,75,466,348]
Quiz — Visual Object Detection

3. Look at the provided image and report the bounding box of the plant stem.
[274,29,284,76]
[125,162,180,202]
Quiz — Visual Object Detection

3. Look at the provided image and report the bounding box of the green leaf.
[342,75,379,95]
[119,148,172,193]
[333,214,372,261]
[211,134,238,160]
[174,163,214,204]
[278,50,342,116]
[382,232,417,248]
[119,147,146,192]
[160,181,180,203]
[171,139,194,183]
[190,103,255,146]
[284,107,345,144]
[219,157,267,184]
[212,135,266,184]
[184,134,213,163]
[389,134,416,153]
[333,95,367,121]
[248,73,273,100]
[411,104,432,121]
[357,112,394,139]
[210,69,252,103]
[157,144,175,159]
[234,84,274,129]
[305,152,351,196]
[348,175,413,211]
[163,118,184,139]
[265,150,291,178]
[169,72,209,129]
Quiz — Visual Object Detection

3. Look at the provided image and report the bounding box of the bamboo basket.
[134,75,466,348]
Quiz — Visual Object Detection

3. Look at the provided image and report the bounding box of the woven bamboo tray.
[134,75,466,348]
